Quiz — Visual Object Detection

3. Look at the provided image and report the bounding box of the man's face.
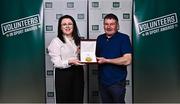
[104,18,118,37]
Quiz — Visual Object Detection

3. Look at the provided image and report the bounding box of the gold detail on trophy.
[85,57,92,62]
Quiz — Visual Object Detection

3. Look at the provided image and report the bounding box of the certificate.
[80,40,97,63]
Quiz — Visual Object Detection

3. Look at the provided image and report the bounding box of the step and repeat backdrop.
[44,0,132,103]
[44,0,88,103]
[88,0,132,103]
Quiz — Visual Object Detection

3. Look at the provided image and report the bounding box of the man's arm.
[96,53,132,65]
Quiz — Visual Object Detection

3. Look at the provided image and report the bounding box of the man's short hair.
[104,13,118,22]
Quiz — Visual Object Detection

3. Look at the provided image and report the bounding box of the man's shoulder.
[97,34,105,39]
[117,32,130,39]
[98,33,105,37]
[117,32,128,36]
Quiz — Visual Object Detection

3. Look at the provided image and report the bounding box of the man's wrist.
[106,58,110,63]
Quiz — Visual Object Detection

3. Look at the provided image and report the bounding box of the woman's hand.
[68,58,83,65]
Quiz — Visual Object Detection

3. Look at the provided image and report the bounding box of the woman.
[48,15,84,103]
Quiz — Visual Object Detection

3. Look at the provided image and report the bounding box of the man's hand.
[96,57,109,64]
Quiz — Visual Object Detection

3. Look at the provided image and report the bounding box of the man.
[96,13,132,103]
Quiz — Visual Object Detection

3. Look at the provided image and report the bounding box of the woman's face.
[61,18,73,36]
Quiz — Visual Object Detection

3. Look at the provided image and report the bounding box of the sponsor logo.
[137,13,178,36]
[1,14,41,37]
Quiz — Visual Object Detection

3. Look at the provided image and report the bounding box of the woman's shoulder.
[51,37,63,43]
[49,37,64,47]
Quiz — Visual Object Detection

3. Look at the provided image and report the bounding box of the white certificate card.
[80,40,97,63]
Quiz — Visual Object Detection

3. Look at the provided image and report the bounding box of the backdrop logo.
[137,13,178,36]
[1,14,41,37]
